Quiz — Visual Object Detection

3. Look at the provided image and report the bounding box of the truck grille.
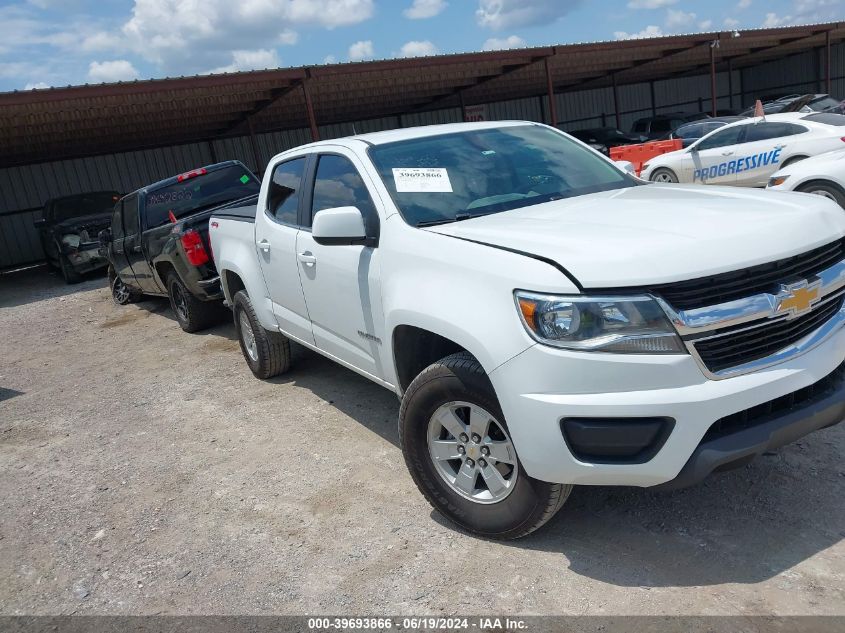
[650,239,845,311]
[693,296,844,373]
[702,359,845,442]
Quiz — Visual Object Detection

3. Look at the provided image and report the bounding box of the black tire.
[108,266,142,305]
[167,273,216,333]
[233,290,291,379]
[796,181,845,209]
[399,352,571,540]
[649,167,678,183]
[782,155,808,167]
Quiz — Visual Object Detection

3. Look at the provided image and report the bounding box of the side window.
[111,202,124,240]
[745,122,807,142]
[696,126,744,151]
[651,119,673,133]
[267,158,306,224]
[123,195,140,236]
[310,154,378,233]
[632,120,647,133]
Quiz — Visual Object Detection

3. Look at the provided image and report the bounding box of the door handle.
[721,151,734,156]
[257,239,271,252]
[132,245,142,253]
[775,144,786,150]
[297,252,317,266]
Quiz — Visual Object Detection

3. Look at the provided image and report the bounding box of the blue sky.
[1,0,842,92]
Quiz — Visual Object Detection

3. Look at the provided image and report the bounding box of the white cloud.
[614,25,664,39]
[87,59,139,83]
[209,49,280,74]
[760,0,842,28]
[482,35,527,51]
[399,40,439,57]
[724,17,740,27]
[348,39,374,61]
[24,81,50,90]
[404,0,447,19]
[323,54,337,64]
[627,0,677,8]
[476,0,583,30]
[665,8,696,29]
[698,19,713,29]
[738,0,752,8]
[119,0,373,73]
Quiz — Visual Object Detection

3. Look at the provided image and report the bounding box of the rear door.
[733,122,806,187]
[253,155,315,345]
[294,150,386,378]
[122,193,161,293]
[686,125,746,185]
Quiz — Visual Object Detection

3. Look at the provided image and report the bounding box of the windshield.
[49,192,119,222]
[368,125,637,226]
[143,164,259,228]
[810,96,841,111]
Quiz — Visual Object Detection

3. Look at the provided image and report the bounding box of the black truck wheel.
[233,290,291,379]
[399,352,571,540]
[167,273,216,333]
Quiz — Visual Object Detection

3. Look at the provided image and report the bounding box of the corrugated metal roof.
[0,22,842,167]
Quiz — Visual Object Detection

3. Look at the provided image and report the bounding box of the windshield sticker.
[392,168,453,193]
[693,148,782,182]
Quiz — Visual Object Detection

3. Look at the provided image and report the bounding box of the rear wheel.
[400,352,571,539]
[233,290,291,379]
[167,273,216,333]
[650,168,678,183]
[797,181,845,209]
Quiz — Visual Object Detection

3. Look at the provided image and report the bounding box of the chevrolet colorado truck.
[209,121,845,539]
[100,160,259,332]
[34,191,120,283]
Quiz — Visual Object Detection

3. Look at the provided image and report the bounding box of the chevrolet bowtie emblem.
[775,279,822,318]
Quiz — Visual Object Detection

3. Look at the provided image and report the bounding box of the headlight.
[768,175,789,187]
[61,234,81,249]
[515,291,685,354]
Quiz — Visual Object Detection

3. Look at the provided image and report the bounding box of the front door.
[295,151,386,379]
[253,155,315,345]
[685,125,745,185]
[733,122,803,187]
[110,200,136,289]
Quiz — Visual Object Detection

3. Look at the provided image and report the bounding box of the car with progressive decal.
[209,121,845,539]
[767,147,845,208]
[641,112,845,186]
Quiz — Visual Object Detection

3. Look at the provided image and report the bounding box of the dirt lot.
[1,266,844,616]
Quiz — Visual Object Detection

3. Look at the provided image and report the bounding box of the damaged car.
[34,191,121,283]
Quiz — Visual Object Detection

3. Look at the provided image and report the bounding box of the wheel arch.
[795,178,845,195]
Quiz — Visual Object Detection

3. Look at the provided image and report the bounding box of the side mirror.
[312,206,374,247]
[33,218,46,229]
[98,228,111,246]
[614,160,635,174]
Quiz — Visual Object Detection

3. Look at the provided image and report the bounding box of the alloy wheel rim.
[654,172,674,183]
[172,285,188,322]
[239,311,259,362]
[112,277,129,303]
[426,401,518,504]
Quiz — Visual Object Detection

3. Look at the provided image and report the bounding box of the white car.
[210,121,845,539]
[767,148,845,208]
[641,112,845,187]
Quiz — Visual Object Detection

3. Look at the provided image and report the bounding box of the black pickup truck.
[100,160,259,332]
[34,191,121,283]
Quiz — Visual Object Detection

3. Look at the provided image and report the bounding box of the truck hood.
[53,211,112,232]
[425,184,845,288]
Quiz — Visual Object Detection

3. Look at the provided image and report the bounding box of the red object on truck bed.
[610,139,683,176]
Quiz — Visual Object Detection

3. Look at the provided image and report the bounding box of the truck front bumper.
[489,326,845,488]
[64,242,108,273]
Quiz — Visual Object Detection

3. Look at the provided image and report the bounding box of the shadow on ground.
[0,264,108,308]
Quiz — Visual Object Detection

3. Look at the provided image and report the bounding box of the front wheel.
[649,168,678,183]
[109,267,141,305]
[399,352,571,539]
[797,181,845,209]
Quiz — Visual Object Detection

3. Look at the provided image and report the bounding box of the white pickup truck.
[210,121,845,539]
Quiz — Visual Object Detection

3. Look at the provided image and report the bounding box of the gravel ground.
[1,266,843,616]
